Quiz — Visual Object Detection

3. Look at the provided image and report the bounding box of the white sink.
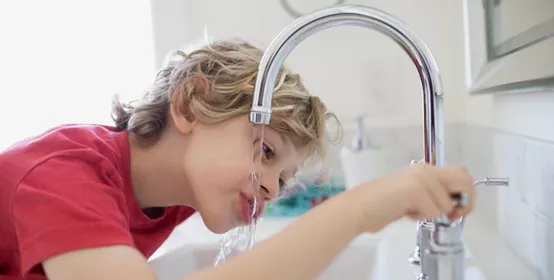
[148,214,538,280]
[149,236,387,280]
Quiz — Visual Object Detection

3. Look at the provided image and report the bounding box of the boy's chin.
[200,212,241,234]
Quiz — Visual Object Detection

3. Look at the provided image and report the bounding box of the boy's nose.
[260,180,280,201]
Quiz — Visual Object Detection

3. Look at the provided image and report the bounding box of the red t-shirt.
[0,124,195,279]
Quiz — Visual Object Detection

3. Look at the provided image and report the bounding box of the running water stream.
[214,124,265,265]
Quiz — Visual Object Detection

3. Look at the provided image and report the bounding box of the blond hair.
[112,39,337,158]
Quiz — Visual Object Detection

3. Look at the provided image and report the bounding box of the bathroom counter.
[150,212,536,279]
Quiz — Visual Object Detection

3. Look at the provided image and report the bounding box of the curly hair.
[112,38,338,158]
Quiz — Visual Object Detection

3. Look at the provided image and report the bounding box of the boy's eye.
[262,143,275,160]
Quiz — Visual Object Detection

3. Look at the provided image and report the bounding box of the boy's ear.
[169,75,209,134]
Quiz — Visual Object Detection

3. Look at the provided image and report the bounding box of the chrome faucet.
[248,4,504,280]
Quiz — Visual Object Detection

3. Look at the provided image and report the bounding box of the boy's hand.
[347,163,475,233]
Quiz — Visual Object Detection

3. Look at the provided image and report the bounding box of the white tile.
[493,133,524,201]
[512,136,532,203]
[534,216,554,280]
[493,132,512,178]
[497,187,537,270]
[475,184,499,225]
[496,186,510,236]
[522,138,541,209]
[534,141,554,219]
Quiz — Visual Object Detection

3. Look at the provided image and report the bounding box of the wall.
[457,2,554,278]
[149,0,467,128]
[460,79,554,279]
[456,122,554,280]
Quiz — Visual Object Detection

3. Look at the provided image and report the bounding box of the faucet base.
[421,247,465,280]
[417,273,428,280]
[409,220,422,266]
[409,221,435,267]
[408,246,421,266]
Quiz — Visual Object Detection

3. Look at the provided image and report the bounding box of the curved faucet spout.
[250,4,445,167]
[250,5,453,279]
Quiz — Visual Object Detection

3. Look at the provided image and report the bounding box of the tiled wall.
[331,123,554,280]
[460,124,554,280]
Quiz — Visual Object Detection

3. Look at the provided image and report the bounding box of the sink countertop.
[151,212,536,280]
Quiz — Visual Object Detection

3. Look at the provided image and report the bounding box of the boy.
[0,39,474,280]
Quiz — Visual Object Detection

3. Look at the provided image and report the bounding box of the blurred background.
[1,0,553,149]
[3,0,553,150]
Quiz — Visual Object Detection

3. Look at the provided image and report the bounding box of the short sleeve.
[12,156,135,275]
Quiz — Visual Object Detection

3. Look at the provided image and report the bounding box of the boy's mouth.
[239,192,264,223]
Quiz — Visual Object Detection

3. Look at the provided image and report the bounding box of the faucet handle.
[451,177,509,208]
[435,177,510,226]
[476,177,510,186]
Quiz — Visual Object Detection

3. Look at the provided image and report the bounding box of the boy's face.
[179,115,307,234]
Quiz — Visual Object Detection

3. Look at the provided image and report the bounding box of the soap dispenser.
[339,117,387,189]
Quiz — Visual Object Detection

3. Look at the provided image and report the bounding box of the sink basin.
[149,236,387,280]
[148,214,539,280]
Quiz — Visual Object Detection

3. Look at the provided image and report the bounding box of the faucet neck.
[250,4,445,166]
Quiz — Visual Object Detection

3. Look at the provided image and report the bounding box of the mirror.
[463,0,554,94]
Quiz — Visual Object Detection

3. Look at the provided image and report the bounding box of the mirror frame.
[462,0,554,94]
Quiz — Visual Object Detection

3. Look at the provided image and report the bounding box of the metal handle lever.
[436,177,510,227]
[450,177,509,208]
[475,177,510,186]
